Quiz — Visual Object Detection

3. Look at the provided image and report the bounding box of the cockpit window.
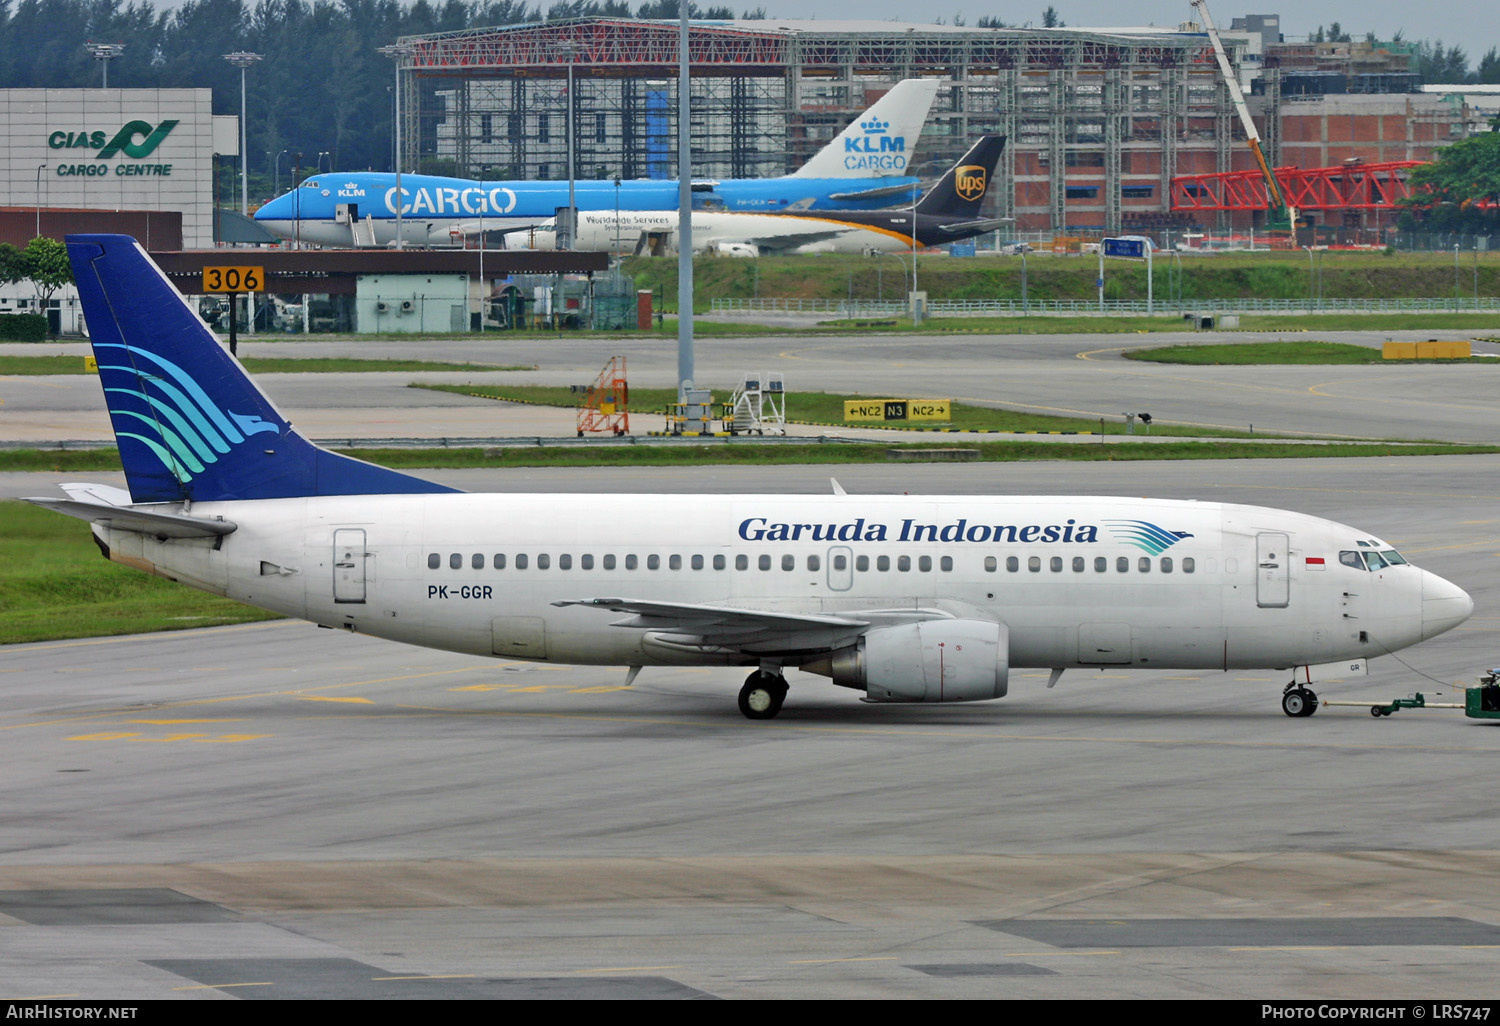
[1340,551,1364,570]
[1381,550,1408,565]
[1363,551,1390,571]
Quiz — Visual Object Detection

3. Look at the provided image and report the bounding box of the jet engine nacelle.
[811,619,1009,703]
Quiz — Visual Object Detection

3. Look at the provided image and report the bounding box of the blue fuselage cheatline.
[252,172,924,247]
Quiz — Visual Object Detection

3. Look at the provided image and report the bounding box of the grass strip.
[6,439,1493,475]
[413,382,1261,438]
[0,356,534,375]
[0,500,278,645]
[1122,341,1495,365]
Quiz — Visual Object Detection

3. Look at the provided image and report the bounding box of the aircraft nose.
[254,192,292,220]
[1421,570,1473,640]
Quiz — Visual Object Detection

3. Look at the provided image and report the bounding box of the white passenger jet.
[31,235,1473,719]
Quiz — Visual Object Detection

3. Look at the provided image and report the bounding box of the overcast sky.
[747,2,1498,66]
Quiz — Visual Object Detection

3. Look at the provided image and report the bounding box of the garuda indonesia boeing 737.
[253,78,940,248]
[32,235,1473,720]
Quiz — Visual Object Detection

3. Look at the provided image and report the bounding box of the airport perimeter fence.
[709,296,1500,318]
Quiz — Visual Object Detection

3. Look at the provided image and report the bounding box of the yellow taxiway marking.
[3,665,494,733]
[1003,951,1121,957]
[371,974,477,981]
[296,695,373,704]
[127,718,241,725]
[788,956,898,965]
[173,982,273,991]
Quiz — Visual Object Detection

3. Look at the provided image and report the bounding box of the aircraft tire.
[739,673,787,720]
[1281,687,1318,718]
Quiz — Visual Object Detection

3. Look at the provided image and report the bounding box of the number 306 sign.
[201,266,263,293]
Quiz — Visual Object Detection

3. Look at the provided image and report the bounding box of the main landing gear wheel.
[1281,686,1319,718]
[739,671,788,720]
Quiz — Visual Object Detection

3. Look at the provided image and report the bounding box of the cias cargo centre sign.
[48,119,178,177]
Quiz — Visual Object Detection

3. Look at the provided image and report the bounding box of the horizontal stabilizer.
[23,497,236,538]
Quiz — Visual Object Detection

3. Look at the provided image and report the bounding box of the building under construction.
[397,17,1472,235]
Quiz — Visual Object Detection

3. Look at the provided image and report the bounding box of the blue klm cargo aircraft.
[253,79,939,248]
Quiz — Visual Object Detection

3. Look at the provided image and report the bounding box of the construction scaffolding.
[396,18,1238,235]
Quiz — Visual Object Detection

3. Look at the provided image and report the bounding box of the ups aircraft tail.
[65,235,456,504]
[915,135,1006,219]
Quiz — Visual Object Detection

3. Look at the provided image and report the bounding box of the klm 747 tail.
[30,237,1472,720]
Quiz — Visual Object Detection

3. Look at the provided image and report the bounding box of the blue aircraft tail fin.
[67,234,458,503]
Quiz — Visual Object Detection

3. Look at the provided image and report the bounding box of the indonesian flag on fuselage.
[1305,557,1327,571]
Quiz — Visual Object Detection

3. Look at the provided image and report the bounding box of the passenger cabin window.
[1095,557,1107,572]
[1116,556,1129,573]
[1138,557,1151,573]
[1028,556,1041,572]
[428,553,440,570]
[558,554,572,570]
[714,555,726,570]
[759,554,772,571]
[940,556,952,572]
[603,554,616,570]
[782,555,795,571]
[493,553,506,570]
[626,554,638,570]
[877,556,891,571]
[516,554,529,570]
[537,554,550,570]
[918,556,931,572]
[833,554,846,571]
[581,554,594,570]
[856,555,870,572]
[809,555,822,571]
[669,555,682,571]
[897,556,911,572]
[1050,556,1063,573]
[648,555,660,570]
[737,554,749,571]
[1161,557,1173,573]
[1073,556,1085,572]
[449,553,462,570]
[472,554,484,570]
[1006,556,1019,572]
[691,555,704,570]
[1183,557,1195,573]
[984,556,997,572]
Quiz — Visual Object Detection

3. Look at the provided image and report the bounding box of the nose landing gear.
[1281,683,1319,718]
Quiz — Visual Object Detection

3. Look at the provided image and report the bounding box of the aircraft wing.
[736,227,857,252]
[442,219,549,239]
[553,597,871,652]
[935,217,1014,235]
[23,496,237,538]
[827,182,922,203]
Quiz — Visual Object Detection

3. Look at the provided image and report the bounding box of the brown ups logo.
[955,165,987,201]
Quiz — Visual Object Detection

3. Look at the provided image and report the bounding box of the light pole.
[273,148,289,196]
[35,164,47,239]
[554,41,582,250]
[84,42,124,87]
[378,42,416,248]
[476,165,493,333]
[222,52,262,217]
[1019,247,1028,316]
[318,151,331,173]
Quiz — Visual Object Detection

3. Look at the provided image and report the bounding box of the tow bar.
[1320,669,1500,720]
